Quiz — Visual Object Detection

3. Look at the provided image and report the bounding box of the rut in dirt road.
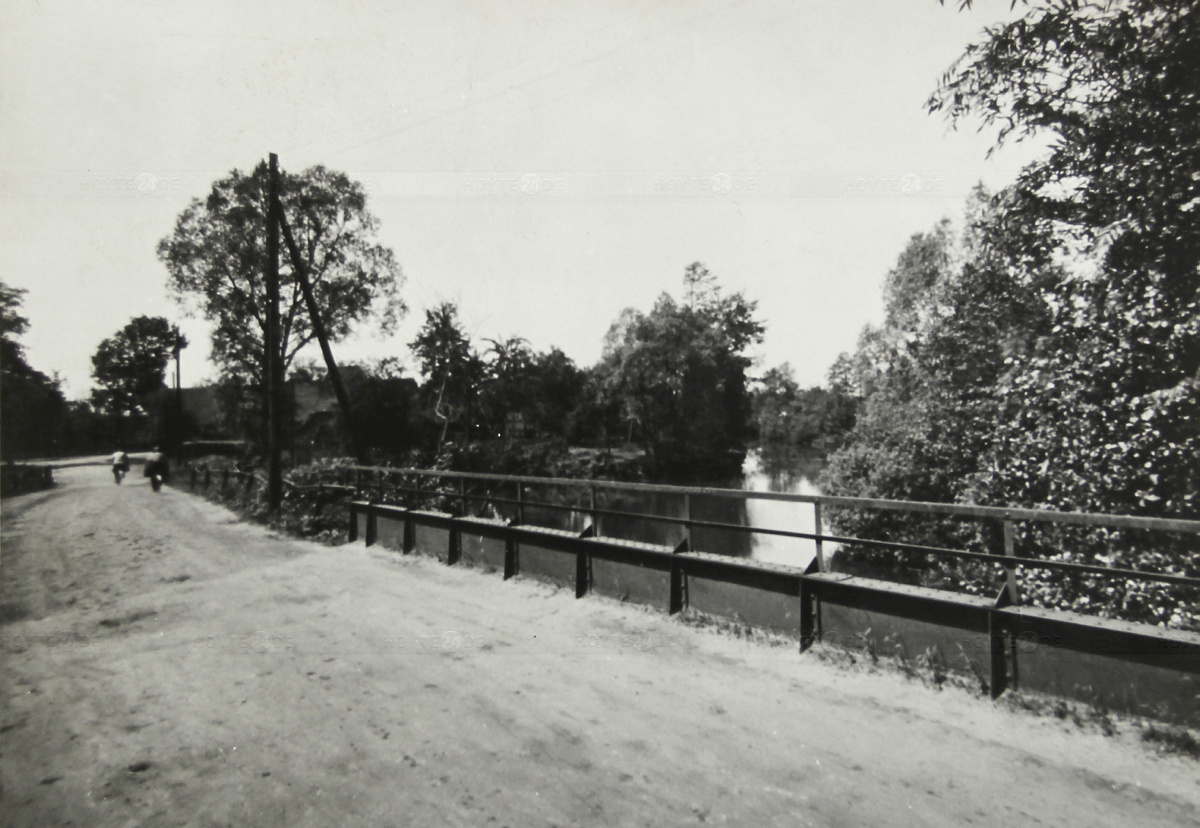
[1,465,1198,828]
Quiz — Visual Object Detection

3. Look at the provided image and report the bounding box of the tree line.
[1,255,779,484]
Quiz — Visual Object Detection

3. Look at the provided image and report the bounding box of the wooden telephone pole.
[263,152,366,513]
[278,215,367,465]
[265,153,283,513]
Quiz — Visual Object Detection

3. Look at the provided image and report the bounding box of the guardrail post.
[669,538,689,615]
[682,493,692,551]
[989,587,1012,698]
[799,557,820,651]
[799,581,816,652]
[504,529,519,580]
[813,501,827,572]
[516,481,525,525]
[1002,519,1021,605]
[402,512,415,554]
[576,525,594,599]
[365,506,377,546]
[448,522,461,565]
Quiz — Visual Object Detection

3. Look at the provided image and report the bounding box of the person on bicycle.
[111,450,129,483]
[144,447,169,484]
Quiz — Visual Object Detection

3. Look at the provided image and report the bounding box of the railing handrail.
[360,486,1200,588]
[182,461,1200,599]
[345,464,1200,534]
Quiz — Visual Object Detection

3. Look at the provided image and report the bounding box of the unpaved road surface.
[2,466,1198,827]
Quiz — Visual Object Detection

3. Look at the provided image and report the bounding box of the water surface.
[565,446,827,570]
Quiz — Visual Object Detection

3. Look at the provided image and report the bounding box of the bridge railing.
[183,460,1200,606]
[337,464,1200,602]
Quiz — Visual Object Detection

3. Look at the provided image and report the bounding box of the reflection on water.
[562,447,825,570]
[740,448,824,568]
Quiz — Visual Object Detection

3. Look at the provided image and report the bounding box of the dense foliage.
[0,281,68,459]
[751,363,857,452]
[821,0,1200,629]
[931,0,1200,518]
[0,284,139,457]
[590,263,764,478]
[280,266,763,482]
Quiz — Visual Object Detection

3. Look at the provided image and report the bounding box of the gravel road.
[2,465,1198,827]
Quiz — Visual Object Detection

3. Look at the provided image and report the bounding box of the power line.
[293,0,765,162]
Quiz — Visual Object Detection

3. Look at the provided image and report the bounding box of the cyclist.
[111,450,129,484]
[144,447,169,489]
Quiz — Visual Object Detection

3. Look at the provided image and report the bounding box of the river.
[572,446,827,571]
[738,447,825,568]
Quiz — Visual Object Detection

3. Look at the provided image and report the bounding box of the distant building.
[176,379,350,461]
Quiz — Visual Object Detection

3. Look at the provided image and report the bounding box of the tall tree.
[157,162,405,386]
[481,336,535,438]
[409,302,485,446]
[597,264,764,475]
[477,340,587,440]
[528,347,586,439]
[931,0,1200,266]
[90,316,183,417]
[930,0,1200,514]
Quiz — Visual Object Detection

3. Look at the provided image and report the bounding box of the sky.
[0,0,1047,401]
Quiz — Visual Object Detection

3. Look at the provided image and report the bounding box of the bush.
[184,457,351,544]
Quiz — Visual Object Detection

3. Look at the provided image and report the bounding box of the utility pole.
[265,153,283,513]
[278,214,368,464]
[172,327,187,454]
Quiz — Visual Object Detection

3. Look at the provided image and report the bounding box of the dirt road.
[2,466,1198,827]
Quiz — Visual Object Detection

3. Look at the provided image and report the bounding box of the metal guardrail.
[185,462,1200,600]
[336,465,1200,601]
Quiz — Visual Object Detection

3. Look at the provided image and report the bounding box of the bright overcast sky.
[1,0,1046,400]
